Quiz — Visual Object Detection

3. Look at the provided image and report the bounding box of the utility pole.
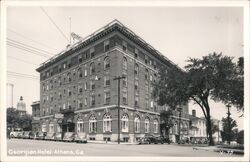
[7,83,14,108]
[114,75,126,144]
[226,104,231,145]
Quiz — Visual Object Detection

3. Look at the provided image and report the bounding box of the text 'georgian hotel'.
[36,20,188,142]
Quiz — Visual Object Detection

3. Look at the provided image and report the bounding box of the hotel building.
[36,20,189,142]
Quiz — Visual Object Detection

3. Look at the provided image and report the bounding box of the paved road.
[7,139,242,157]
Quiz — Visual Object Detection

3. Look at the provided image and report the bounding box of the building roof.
[36,19,183,72]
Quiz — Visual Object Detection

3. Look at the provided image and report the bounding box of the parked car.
[17,131,25,139]
[139,137,151,144]
[22,131,32,139]
[32,132,39,140]
[45,132,56,141]
[37,132,46,140]
[154,136,165,144]
[74,132,87,143]
[54,132,62,141]
[63,132,75,142]
[10,131,23,138]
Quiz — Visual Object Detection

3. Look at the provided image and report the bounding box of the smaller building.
[212,118,222,144]
[31,101,40,132]
[17,96,26,117]
[189,110,207,143]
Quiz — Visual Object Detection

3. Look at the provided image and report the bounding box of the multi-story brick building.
[36,20,189,143]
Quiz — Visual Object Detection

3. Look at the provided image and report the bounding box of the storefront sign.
[54,113,64,119]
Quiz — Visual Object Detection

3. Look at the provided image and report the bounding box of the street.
[7,139,242,157]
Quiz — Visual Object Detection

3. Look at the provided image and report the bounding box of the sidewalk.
[193,146,244,155]
[87,140,138,145]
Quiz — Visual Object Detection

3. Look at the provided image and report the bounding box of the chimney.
[192,110,196,117]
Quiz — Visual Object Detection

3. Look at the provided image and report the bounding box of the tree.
[160,110,173,137]
[221,116,237,144]
[236,130,244,144]
[211,119,219,135]
[7,107,32,131]
[153,53,243,146]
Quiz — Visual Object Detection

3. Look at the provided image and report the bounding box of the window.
[145,118,150,133]
[134,116,140,133]
[78,54,82,63]
[104,91,110,104]
[90,63,95,75]
[122,91,127,104]
[77,119,84,133]
[68,88,71,96]
[84,97,87,106]
[49,123,54,133]
[41,123,47,132]
[84,69,88,77]
[135,80,139,90]
[90,94,95,106]
[154,120,159,133]
[122,77,127,87]
[145,84,149,94]
[134,63,139,75]
[63,103,66,109]
[135,96,139,107]
[85,82,88,90]
[123,57,127,70]
[90,81,95,90]
[68,102,71,109]
[104,40,110,52]
[89,115,97,133]
[135,48,139,58]
[150,100,154,108]
[90,47,95,58]
[103,114,112,132]
[78,86,83,93]
[145,69,149,80]
[121,114,129,132]
[104,57,110,70]
[78,100,83,108]
[122,41,127,51]
[145,55,148,64]
[67,73,71,82]
[78,68,82,78]
[104,76,110,87]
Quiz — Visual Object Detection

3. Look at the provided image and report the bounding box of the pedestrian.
[7,127,11,139]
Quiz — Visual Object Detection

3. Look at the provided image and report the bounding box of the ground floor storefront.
[37,106,160,143]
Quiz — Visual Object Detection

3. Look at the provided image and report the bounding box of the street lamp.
[113,75,126,144]
[177,107,182,144]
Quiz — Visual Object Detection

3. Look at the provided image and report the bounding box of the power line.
[40,7,70,43]
[7,56,39,66]
[7,28,58,51]
[7,38,54,56]
[7,41,52,58]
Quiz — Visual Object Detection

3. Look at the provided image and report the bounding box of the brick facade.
[36,20,188,142]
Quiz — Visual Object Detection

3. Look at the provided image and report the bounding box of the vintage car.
[74,132,87,143]
[54,132,62,141]
[22,131,32,139]
[45,132,56,141]
[36,132,46,140]
[10,130,23,138]
[62,132,75,142]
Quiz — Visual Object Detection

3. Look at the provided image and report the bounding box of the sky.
[6,6,244,129]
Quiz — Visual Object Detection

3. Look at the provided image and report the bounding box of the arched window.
[104,57,110,70]
[134,63,139,75]
[103,114,112,132]
[134,116,140,133]
[123,57,127,70]
[154,119,159,133]
[89,115,97,133]
[145,118,150,133]
[90,63,95,75]
[121,114,129,132]
[77,119,84,133]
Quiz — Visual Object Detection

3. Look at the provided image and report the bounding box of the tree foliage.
[7,107,32,131]
[160,110,174,137]
[153,53,243,146]
[221,116,237,144]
